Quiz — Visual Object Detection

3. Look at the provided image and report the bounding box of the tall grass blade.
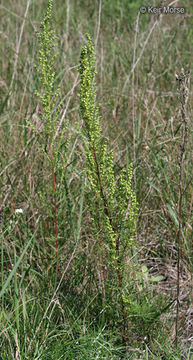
[0,235,34,298]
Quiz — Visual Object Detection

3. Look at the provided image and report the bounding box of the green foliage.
[127,292,170,336]
[35,0,59,144]
[80,34,138,259]
[1,0,192,357]
[40,326,124,360]
[79,34,138,329]
[32,0,69,162]
[28,0,70,260]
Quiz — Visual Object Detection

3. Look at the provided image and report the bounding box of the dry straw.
[175,68,190,346]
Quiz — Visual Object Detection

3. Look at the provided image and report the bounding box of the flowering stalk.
[79,34,138,347]
[35,0,59,255]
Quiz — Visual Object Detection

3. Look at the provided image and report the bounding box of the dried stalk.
[175,68,190,346]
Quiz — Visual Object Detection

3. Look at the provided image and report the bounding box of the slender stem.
[50,143,58,251]
[176,158,183,346]
[175,69,190,346]
[91,142,127,347]
[91,144,107,316]
[116,242,127,347]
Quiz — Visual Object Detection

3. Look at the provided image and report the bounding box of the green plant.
[79,33,138,348]
[1,0,192,357]
[35,0,60,255]
[137,265,164,289]
[29,0,69,267]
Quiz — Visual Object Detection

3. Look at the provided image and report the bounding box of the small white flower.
[15,209,23,214]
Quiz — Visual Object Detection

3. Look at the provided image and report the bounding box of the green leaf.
[150,275,164,282]
[167,203,179,226]
[0,235,34,298]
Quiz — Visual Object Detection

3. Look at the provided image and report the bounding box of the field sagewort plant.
[79,34,138,346]
[31,0,69,265]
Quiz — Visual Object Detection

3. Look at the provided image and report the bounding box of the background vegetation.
[0,0,192,359]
